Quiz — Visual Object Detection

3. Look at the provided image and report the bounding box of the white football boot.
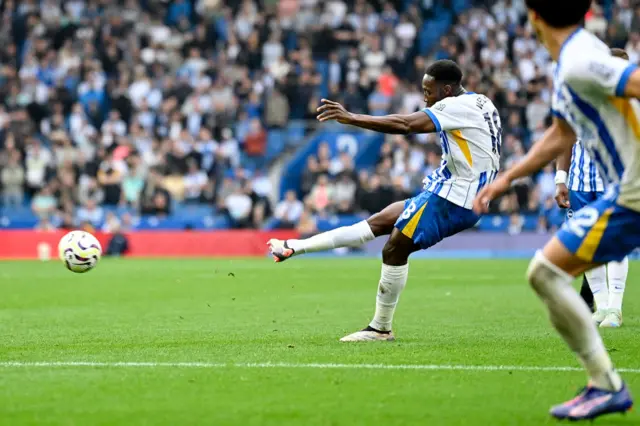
[339,329,395,342]
[268,239,295,263]
[599,309,623,328]
[593,309,608,326]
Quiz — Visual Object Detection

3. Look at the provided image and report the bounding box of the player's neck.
[545,25,581,61]
[453,86,466,96]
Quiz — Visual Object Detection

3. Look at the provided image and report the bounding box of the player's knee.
[381,240,396,264]
[381,237,411,266]
[527,251,548,294]
[526,251,571,297]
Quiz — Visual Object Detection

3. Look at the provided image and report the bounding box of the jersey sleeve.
[564,52,638,98]
[551,89,568,122]
[421,99,467,132]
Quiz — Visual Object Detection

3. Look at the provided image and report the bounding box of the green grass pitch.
[1,258,639,425]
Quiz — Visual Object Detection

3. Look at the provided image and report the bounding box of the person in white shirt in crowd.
[183,159,208,203]
[275,190,304,229]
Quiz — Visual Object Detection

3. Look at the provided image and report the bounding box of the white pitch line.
[1,361,640,373]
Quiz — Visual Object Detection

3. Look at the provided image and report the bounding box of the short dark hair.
[525,0,591,29]
[610,48,629,60]
[425,60,463,85]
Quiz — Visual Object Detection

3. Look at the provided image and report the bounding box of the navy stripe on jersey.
[592,149,610,183]
[434,164,452,195]
[589,160,597,191]
[568,143,576,190]
[577,144,585,192]
[441,132,450,154]
[567,87,624,179]
[477,171,488,193]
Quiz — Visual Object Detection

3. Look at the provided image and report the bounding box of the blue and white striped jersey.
[551,28,640,211]
[421,93,501,210]
[568,140,605,193]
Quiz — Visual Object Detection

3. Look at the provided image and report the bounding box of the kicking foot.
[268,239,294,263]
[600,309,623,328]
[339,326,395,342]
[550,384,633,421]
[593,309,608,326]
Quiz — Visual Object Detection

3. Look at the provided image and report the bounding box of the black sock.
[580,275,595,313]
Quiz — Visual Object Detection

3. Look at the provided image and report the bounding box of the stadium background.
[1,0,639,258]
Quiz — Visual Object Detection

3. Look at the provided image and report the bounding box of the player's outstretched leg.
[339,229,419,342]
[579,275,595,313]
[600,257,628,328]
[584,266,608,324]
[527,239,632,421]
[268,202,404,262]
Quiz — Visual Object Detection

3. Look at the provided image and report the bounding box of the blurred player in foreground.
[269,60,502,342]
[555,48,630,328]
[473,0,639,420]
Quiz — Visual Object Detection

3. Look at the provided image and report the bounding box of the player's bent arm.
[503,118,576,184]
[554,140,573,208]
[346,111,437,135]
[555,142,573,173]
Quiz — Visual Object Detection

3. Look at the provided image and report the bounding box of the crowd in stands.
[0,0,637,234]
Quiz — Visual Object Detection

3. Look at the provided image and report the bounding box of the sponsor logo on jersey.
[588,61,615,80]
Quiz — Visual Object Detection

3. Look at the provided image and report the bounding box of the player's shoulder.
[558,30,612,82]
[433,92,495,112]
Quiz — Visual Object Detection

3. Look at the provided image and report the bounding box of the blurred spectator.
[297,208,318,237]
[243,119,267,158]
[275,190,304,229]
[265,87,290,129]
[224,187,253,229]
[537,164,556,205]
[368,83,392,116]
[1,151,25,206]
[102,211,122,234]
[301,156,320,197]
[122,155,146,207]
[77,199,104,228]
[526,96,548,134]
[183,159,208,203]
[97,153,124,205]
[31,186,57,219]
[307,174,334,214]
[334,173,357,214]
[140,169,172,216]
[24,140,52,198]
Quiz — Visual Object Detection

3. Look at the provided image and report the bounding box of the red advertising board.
[0,230,299,259]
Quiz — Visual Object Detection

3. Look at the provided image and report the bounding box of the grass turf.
[0,258,638,425]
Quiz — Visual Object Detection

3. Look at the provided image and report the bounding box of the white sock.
[369,263,409,332]
[586,266,608,310]
[607,257,628,312]
[288,221,375,254]
[527,252,622,391]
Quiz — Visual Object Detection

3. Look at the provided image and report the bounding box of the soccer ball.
[58,231,102,273]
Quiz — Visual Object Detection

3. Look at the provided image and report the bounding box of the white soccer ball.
[58,231,102,273]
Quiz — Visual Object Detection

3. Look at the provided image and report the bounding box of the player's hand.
[317,99,354,124]
[472,174,511,214]
[555,183,570,209]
